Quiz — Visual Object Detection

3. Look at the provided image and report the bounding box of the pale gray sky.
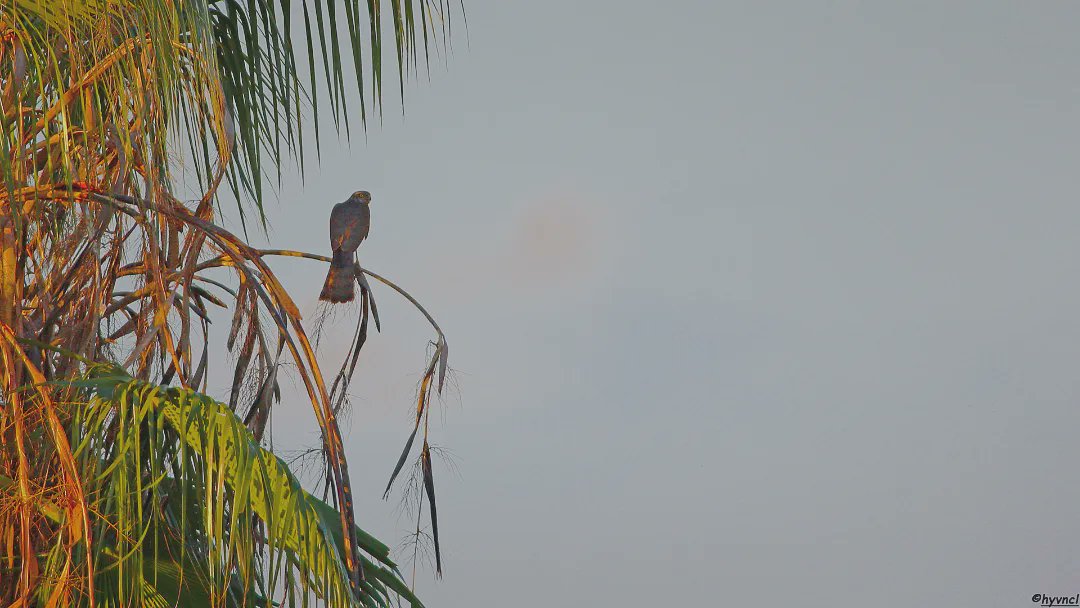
[208,2,1080,606]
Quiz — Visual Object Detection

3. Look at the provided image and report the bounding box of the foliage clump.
[0,1,455,605]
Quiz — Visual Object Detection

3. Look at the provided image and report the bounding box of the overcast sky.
[204,2,1080,606]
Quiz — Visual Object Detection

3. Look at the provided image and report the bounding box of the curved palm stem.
[246,248,447,355]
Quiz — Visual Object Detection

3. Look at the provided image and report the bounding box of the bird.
[319,190,371,303]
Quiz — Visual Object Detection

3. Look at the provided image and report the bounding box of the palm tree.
[0,1,454,605]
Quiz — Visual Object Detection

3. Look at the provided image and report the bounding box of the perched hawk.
[319,190,371,303]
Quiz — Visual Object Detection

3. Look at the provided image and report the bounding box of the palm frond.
[0,0,457,218]
[67,372,420,607]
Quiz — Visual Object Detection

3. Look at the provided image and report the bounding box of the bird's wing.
[329,201,370,253]
[329,201,348,248]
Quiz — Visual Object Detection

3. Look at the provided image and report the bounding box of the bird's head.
[350,190,372,204]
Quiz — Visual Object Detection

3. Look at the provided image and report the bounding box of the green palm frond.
[0,0,456,219]
[61,371,420,607]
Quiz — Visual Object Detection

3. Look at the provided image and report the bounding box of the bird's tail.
[319,251,355,303]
